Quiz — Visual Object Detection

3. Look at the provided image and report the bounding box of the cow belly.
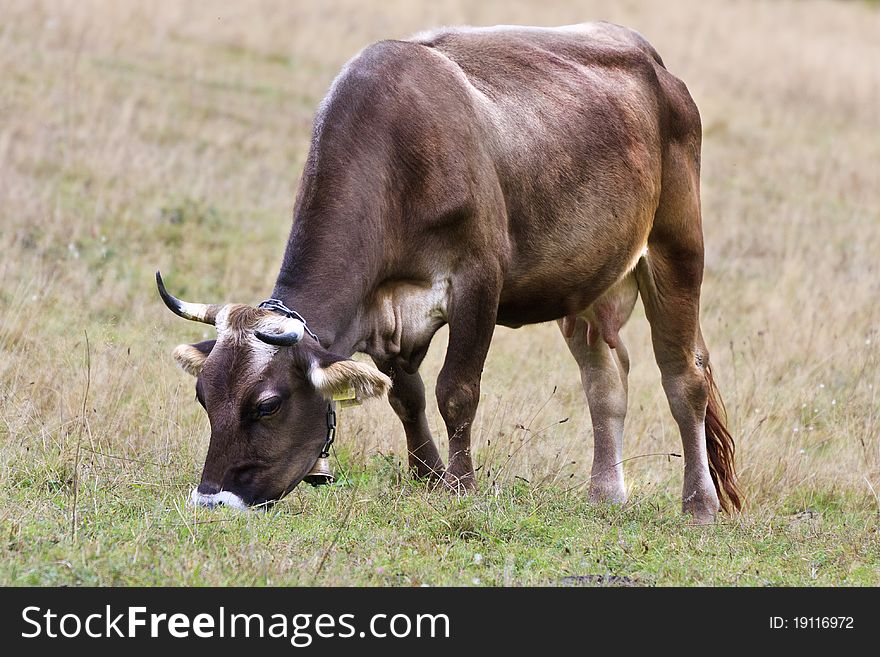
[497,232,648,327]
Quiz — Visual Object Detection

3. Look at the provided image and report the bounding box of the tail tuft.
[704,365,744,513]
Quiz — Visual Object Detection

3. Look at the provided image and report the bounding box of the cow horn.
[156,271,222,325]
[254,318,305,347]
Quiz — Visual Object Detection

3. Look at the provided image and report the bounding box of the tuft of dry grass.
[0,0,878,585]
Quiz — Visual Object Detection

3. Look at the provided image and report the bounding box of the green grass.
[2,450,877,586]
[1,0,879,587]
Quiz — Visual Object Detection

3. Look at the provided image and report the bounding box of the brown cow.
[159,22,743,523]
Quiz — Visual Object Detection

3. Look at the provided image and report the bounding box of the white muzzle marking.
[189,488,250,511]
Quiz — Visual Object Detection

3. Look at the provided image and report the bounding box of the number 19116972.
[770,617,854,630]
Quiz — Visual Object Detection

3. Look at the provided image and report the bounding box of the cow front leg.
[436,275,500,492]
[372,359,445,480]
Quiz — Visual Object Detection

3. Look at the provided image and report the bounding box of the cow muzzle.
[189,488,250,511]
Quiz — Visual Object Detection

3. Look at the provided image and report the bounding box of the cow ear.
[172,339,215,377]
[308,357,392,401]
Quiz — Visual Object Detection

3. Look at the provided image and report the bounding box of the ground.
[0,0,878,585]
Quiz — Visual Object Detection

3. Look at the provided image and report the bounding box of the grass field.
[1,0,878,586]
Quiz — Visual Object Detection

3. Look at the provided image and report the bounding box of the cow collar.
[257,297,320,342]
[321,402,337,459]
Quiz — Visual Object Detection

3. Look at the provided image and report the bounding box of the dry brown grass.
[1,0,879,584]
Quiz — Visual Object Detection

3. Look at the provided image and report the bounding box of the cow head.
[156,272,391,509]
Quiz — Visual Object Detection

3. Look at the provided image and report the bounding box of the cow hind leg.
[636,141,741,523]
[372,360,445,480]
[638,252,718,523]
[558,274,638,504]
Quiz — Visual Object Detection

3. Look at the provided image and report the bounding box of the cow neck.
[272,131,388,357]
[269,282,364,357]
[270,222,376,358]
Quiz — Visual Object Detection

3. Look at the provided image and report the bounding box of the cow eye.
[255,396,282,418]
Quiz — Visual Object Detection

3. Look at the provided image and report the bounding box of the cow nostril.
[197,481,221,495]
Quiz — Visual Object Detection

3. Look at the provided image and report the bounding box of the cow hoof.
[440,470,476,493]
[588,482,627,505]
[682,491,719,525]
[684,509,717,525]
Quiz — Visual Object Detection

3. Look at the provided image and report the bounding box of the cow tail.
[704,365,744,513]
